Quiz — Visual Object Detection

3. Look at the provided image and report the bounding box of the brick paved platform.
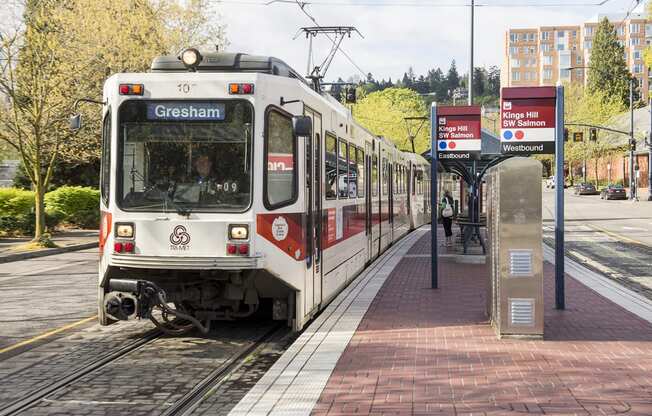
[231,226,652,416]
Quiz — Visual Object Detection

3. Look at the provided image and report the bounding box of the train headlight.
[180,48,202,69]
[229,225,248,240]
[115,223,134,239]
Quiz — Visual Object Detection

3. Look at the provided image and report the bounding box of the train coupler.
[104,279,210,335]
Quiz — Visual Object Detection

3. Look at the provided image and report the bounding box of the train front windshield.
[117,100,253,213]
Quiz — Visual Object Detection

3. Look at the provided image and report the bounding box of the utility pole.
[468,0,474,106]
[629,78,636,200]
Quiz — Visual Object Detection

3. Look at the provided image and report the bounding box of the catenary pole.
[630,79,636,200]
[431,103,438,289]
[555,84,565,310]
[468,0,474,106]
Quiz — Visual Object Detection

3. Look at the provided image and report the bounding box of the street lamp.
[563,65,637,200]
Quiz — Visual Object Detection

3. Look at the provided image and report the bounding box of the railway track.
[0,323,284,416]
[0,328,163,416]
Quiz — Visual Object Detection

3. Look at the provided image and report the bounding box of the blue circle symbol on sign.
[503,130,513,140]
[438,141,447,150]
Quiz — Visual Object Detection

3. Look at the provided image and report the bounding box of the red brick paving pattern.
[312,232,652,415]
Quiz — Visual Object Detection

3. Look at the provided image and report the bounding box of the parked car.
[573,182,598,195]
[545,176,569,189]
[600,184,627,200]
[545,176,555,188]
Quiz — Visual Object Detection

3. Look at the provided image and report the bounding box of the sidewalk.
[0,229,98,263]
[231,225,652,416]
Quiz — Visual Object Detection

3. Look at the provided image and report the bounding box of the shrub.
[0,188,35,235]
[45,186,100,229]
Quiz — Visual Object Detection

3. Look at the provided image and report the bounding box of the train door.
[388,162,394,244]
[365,141,373,260]
[304,108,322,312]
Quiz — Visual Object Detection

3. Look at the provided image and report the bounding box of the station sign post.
[435,105,482,160]
[430,105,482,290]
[500,86,565,310]
[500,87,556,155]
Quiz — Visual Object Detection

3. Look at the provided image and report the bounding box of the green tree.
[587,17,632,107]
[352,88,429,153]
[446,60,460,95]
[0,0,225,242]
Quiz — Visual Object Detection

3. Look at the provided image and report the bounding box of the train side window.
[338,139,348,198]
[405,167,409,195]
[325,133,337,200]
[100,110,111,206]
[382,158,388,196]
[348,144,357,198]
[412,165,416,195]
[372,155,378,197]
[264,108,297,209]
[356,147,365,198]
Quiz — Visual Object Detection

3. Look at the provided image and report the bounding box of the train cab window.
[356,147,365,198]
[372,155,378,197]
[265,108,297,209]
[338,139,349,198]
[382,158,388,196]
[348,144,357,198]
[100,110,111,206]
[325,133,337,199]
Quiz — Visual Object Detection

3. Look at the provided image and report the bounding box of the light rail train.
[91,49,431,333]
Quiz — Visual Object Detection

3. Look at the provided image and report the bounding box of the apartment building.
[502,12,652,100]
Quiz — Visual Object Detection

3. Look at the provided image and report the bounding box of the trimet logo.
[503,101,512,111]
[170,225,191,251]
[438,117,446,125]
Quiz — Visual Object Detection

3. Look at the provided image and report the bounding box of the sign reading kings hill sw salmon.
[500,86,557,155]
[435,106,482,160]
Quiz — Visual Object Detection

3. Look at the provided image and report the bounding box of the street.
[0,250,97,351]
[542,186,652,298]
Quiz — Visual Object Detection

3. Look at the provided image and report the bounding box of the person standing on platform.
[440,189,454,247]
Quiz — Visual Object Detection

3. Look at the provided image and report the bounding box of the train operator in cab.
[193,154,220,203]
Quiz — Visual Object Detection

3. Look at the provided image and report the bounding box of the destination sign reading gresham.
[436,105,481,160]
[500,87,556,155]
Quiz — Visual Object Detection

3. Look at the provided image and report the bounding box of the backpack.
[442,198,453,218]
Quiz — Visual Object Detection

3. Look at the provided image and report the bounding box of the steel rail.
[0,328,163,416]
[161,324,286,416]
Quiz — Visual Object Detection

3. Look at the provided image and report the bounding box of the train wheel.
[98,285,116,326]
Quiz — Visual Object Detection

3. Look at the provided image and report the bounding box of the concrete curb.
[0,242,98,264]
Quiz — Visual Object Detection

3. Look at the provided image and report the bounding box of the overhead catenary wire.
[292,0,368,79]
[217,0,616,8]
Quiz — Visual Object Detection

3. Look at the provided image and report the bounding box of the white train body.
[98,52,430,331]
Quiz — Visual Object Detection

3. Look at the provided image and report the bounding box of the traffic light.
[573,132,584,142]
[345,87,357,104]
[564,128,569,142]
[589,128,597,141]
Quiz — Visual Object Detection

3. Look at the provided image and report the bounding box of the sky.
[217,0,648,82]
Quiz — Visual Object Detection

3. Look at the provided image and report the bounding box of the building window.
[528,33,536,41]
[510,58,520,68]
[529,46,537,54]
[543,55,553,65]
[560,68,570,79]
[631,37,640,46]
[512,71,520,81]
[634,50,641,60]
[522,46,529,54]
[510,33,518,42]
[510,46,518,55]
[543,69,552,80]
[585,26,593,36]
[264,108,297,209]
[541,43,551,52]
[634,64,643,73]
[572,30,577,38]
[576,55,582,65]
[584,40,592,49]
[630,23,640,33]
[557,30,565,38]
[541,31,550,40]
[617,26,624,36]
[557,44,565,51]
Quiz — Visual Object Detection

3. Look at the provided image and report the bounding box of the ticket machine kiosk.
[486,157,544,339]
